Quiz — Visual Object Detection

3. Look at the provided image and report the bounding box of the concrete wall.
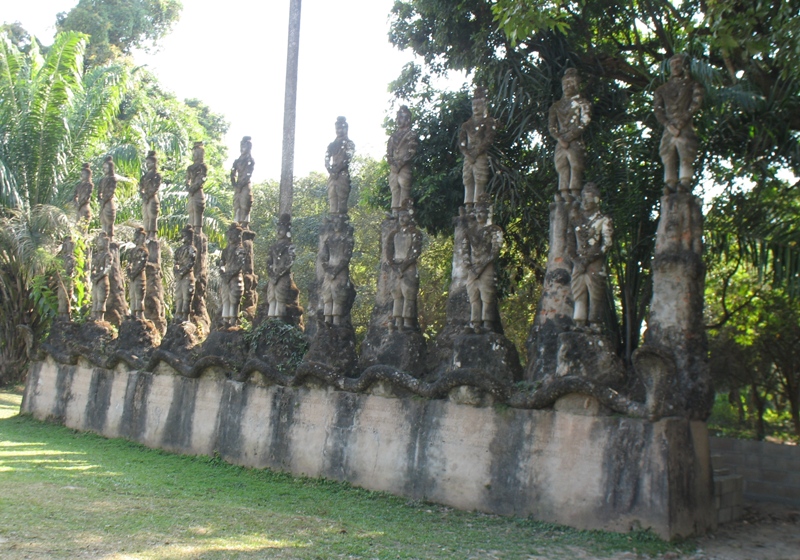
[710,437,800,506]
[22,357,716,539]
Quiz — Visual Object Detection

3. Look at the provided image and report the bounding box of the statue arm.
[458,124,470,157]
[689,81,705,116]
[547,105,561,140]
[470,119,497,157]
[601,217,614,254]
[402,231,423,272]
[561,101,591,143]
[653,88,669,127]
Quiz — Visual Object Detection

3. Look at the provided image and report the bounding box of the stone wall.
[22,357,716,539]
[710,437,800,506]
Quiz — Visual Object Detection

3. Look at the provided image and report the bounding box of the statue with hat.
[387,199,423,332]
[97,156,117,239]
[139,150,162,240]
[464,195,503,333]
[74,163,94,227]
[387,106,418,215]
[325,116,356,215]
[173,225,197,323]
[548,68,592,202]
[230,136,255,228]
[186,141,208,231]
[459,86,497,208]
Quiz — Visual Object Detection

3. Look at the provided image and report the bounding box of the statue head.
[472,86,488,118]
[227,223,244,245]
[474,193,492,225]
[145,150,157,171]
[277,213,292,239]
[335,116,348,138]
[134,226,146,246]
[182,224,194,244]
[562,68,581,97]
[240,136,252,154]
[398,198,415,227]
[396,105,412,129]
[80,162,92,182]
[581,182,601,212]
[668,53,688,77]
[102,156,115,176]
[192,141,205,163]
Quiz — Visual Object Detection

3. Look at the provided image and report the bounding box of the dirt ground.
[610,501,800,560]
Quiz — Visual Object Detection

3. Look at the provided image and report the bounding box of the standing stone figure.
[464,197,503,333]
[74,163,94,226]
[241,229,258,320]
[218,223,246,328]
[325,116,355,215]
[56,236,76,321]
[387,200,423,331]
[90,233,113,322]
[548,68,592,202]
[266,214,297,319]
[569,183,613,329]
[459,87,497,208]
[97,156,117,239]
[230,136,254,228]
[127,227,148,319]
[139,151,161,240]
[654,53,704,194]
[320,214,354,325]
[186,141,207,231]
[387,106,418,215]
[173,225,197,323]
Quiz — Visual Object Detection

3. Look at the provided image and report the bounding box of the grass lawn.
[0,385,693,559]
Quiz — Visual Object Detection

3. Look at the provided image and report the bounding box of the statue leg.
[677,132,699,191]
[478,267,496,330]
[554,146,570,201]
[466,276,481,329]
[389,171,401,212]
[463,161,476,207]
[327,179,338,214]
[402,271,418,329]
[567,144,585,201]
[571,272,588,326]
[337,182,350,216]
[659,132,679,192]
[398,167,412,208]
[587,266,605,326]
[473,154,490,203]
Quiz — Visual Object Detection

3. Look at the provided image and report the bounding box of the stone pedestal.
[303,316,358,376]
[526,199,574,382]
[554,330,625,387]
[200,328,248,372]
[359,330,427,377]
[634,193,713,420]
[117,316,161,357]
[160,321,202,356]
[450,332,522,383]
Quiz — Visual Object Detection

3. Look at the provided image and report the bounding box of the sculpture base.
[200,328,249,372]
[117,317,162,357]
[555,330,625,388]
[359,328,427,378]
[450,332,523,383]
[303,318,358,376]
[160,321,202,356]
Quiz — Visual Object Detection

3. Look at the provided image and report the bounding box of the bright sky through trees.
[0,0,420,182]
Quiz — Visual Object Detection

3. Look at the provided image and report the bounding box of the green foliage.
[56,0,183,66]
[244,320,308,374]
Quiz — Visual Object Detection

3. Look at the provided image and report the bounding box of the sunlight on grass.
[0,390,22,419]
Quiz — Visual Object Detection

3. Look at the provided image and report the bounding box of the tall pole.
[279,0,302,217]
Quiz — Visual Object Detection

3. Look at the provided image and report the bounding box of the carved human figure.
[74,163,94,226]
[267,214,297,319]
[90,233,113,322]
[97,156,117,239]
[464,197,503,333]
[139,151,161,240]
[387,106,418,215]
[186,141,208,231]
[127,227,148,319]
[387,200,423,331]
[548,68,592,202]
[654,53,705,194]
[173,225,197,323]
[569,182,613,329]
[320,214,354,325]
[56,236,76,321]
[325,116,355,215]
[230,136,254,228]
[218,223,246,327]
[459,87,497,208]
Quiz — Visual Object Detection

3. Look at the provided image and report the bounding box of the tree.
[56,0,182,66]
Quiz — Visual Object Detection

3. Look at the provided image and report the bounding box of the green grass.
[0,386,693,559]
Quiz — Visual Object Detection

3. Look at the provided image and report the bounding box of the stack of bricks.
[712,464,744,524]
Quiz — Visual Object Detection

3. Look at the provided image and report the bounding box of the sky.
[0,0,453,183]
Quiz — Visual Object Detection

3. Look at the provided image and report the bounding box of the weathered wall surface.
[22,357,715,539]
[710,437,800,506]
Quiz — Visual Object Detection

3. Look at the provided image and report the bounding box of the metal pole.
[279,0,301,217]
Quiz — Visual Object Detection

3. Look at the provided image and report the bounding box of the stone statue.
[173,225,197,323]
[387,200,422,331]
[320,214,354,325]
[325,116,355,215]
[569,182,613,330]
[74,163,93,226]
[56,236,75,321]
[241,229,258,320]
[459,86,497,208]
[90,233,112,322]
[387,106,418,215]
[548,68,592,202]
[186,141,207,231]
[266,214,297,319]
[218,223,246,328]
[139,151,161,240]
[230,136,254,228]
[464,196,503,333]
[97,156,117,239]
[127,227,148,320]
[654,53,704,194]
